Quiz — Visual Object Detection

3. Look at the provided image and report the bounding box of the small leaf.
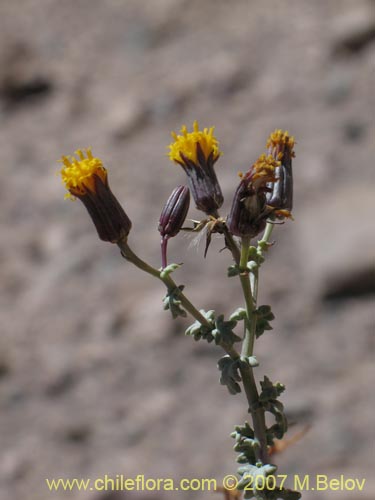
[259,376,285,402]
[248,246,258,260]
[160,263,181,278]
[227,264,240,277]
[237,463,277,492]
[218,356,242,395]
[246,260,258,272]
[231,421,259,465]
[240,356,259,368]
[162,285,187,319]
[255,305,275,338]
[266,399,288,440]
[212,314,241,347]
[185,310,215,343]
[229,308,247,322]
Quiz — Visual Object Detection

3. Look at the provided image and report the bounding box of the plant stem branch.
[117,237,240,360]
[118,238,161,279]
[236,224,275,464]
[239,364,268,462]
[261,221,274,244]
[239,237,256,357]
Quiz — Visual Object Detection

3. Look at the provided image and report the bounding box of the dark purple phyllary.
[265,129,295,216]
[227,154,277,239]
[168,121,223,216]
[158,185,190,268]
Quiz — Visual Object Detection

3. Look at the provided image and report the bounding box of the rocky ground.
[0,1,374,499]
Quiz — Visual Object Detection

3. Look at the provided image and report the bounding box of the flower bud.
[158,185,190,268]
[60,149,132,243]
[159,186,190,238]
[168,121,223,215]
[265,129,295,215]
[227,154,278,239]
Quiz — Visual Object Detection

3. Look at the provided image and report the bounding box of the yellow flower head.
[168,120,222,166]
[60,148,107,199]
[58,148,132,242]
[266,129,295,160]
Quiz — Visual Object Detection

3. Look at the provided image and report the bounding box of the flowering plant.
[59,123,301,500]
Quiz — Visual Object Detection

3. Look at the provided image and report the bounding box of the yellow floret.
[60,148,107,199]
[168,120,222,165]
[252,153,279,181]
[274,208,294,219]
[266,129,295,156]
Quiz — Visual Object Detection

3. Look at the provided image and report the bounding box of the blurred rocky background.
[0,1,374,499]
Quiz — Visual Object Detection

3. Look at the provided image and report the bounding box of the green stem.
[236,237,269,462]
[259,221,274,248]
[239,237,256,357]
[239,364,268,462]
[162,274,211,328]
[252,221,274,302]
[118,238,161,279]
[236,223,275,464]
[240,222,275,358]
[117,237,240,361]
